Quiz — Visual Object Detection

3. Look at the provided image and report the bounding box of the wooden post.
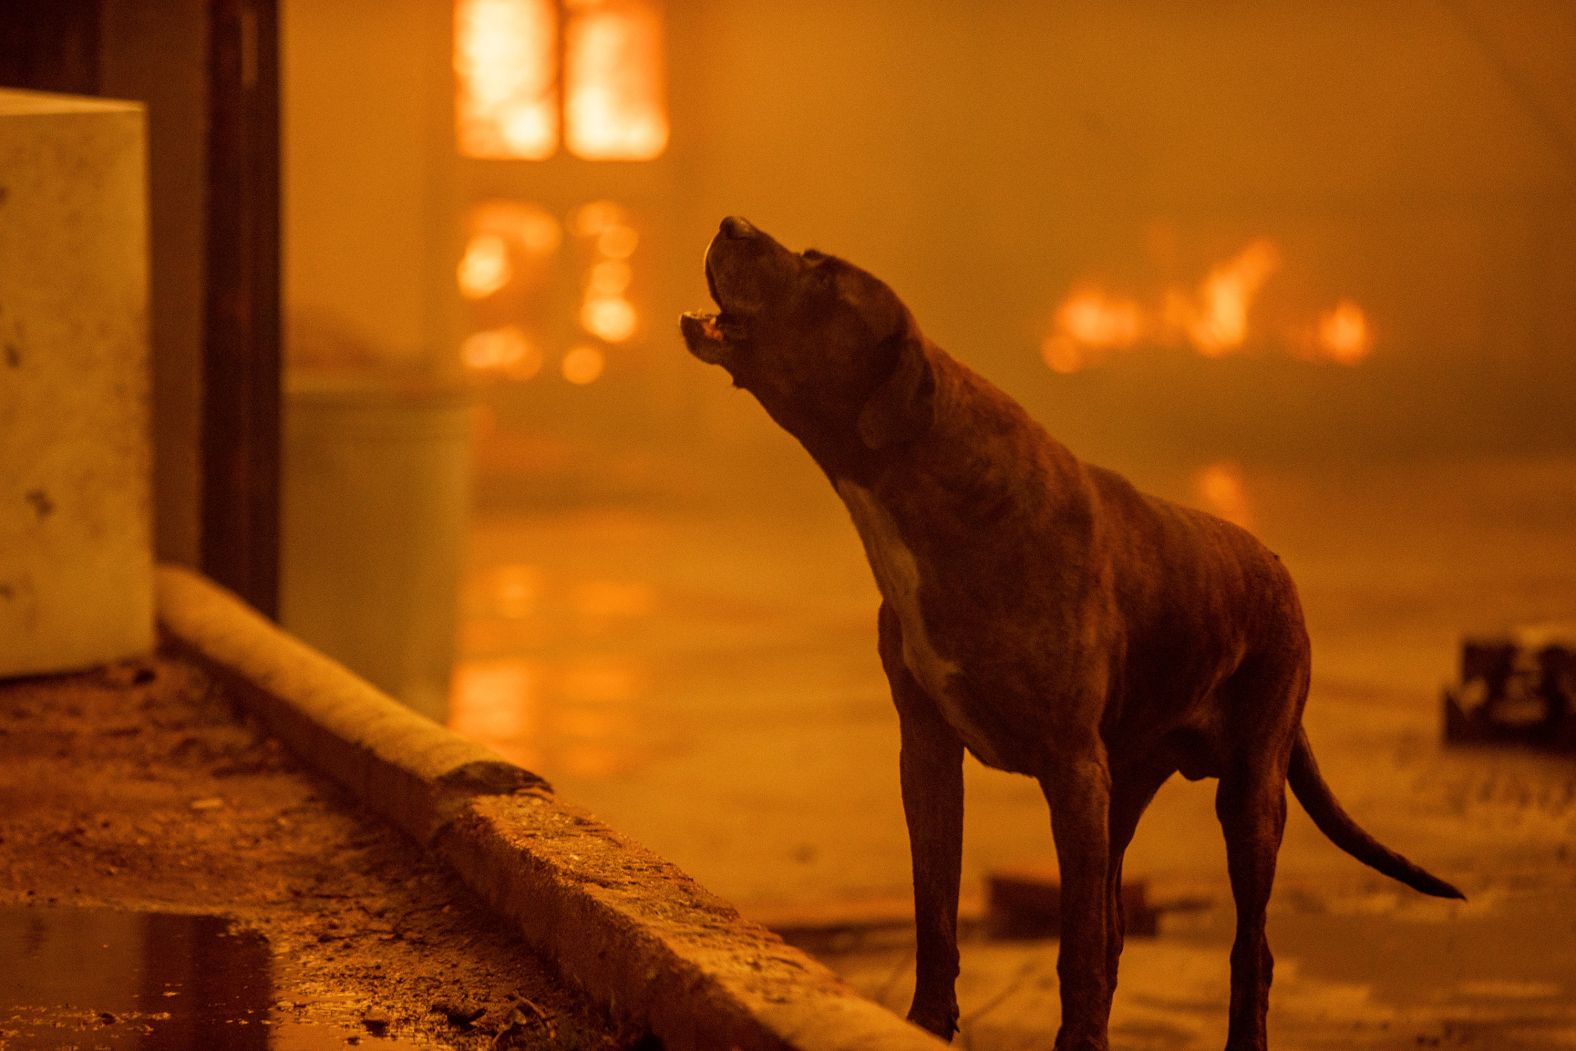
[202,0,281,616]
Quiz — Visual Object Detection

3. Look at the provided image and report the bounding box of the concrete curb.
[155,565,944,1051]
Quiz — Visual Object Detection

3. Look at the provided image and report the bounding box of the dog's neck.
[807,349,1086,519]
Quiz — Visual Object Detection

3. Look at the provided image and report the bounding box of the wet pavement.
[0,653,625,1050]
[451,450,1576,1048]
[0,905,425,1049]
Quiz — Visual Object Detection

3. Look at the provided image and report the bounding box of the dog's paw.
[907,1001,959,1042]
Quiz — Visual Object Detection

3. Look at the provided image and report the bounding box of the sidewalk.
[0,650,625,1049]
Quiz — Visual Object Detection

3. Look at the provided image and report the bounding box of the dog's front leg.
[1040,747,1114,1051]
[879,603,964,1041]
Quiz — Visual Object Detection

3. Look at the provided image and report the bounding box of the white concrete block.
[0,89,154,678]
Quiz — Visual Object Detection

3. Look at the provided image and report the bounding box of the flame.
[457,233,513,299]
[454,0,559,159]
[1042,286,1144,373]
[1044,237,1373,371]
[561,344,606,384]
[569,200,640,345]
[459,201,562,304]
[579,297,637,343]
[1194,461,1253,529]
[1058,286,1146,349]
[563,0,668,160]
[1182,240,1281,356]
[468,200,563,259]
[1314,299,1373,365]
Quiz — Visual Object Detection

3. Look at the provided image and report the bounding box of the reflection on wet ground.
[452,453,1576,1047]
[0,905,425,1050]
[794,882,1576,1050]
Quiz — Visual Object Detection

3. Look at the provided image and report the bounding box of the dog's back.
[899,346,1309,775]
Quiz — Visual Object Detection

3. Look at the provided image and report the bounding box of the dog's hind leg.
[1104,758,1174,997]
[1039,741,1115,1051]
[1215,646,1308,1050]
[1215,754,1288,1051]
[879,603,965,1041]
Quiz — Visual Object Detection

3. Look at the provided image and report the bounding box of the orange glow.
[587,259,633,296]
[563,0,668,160]
[1182,239,1281,355]
[597,224,639,259]
[569,200,625,235]
[570,579,656,619]
[456,233,512,299]
[580,296,638,343]
[1040,335,1087,375]
[559,660,643,704]
[1043,237,1372,371]
[1194,461,1253,529]
[449,656,644,778]
[562,344,606,384]
[1314,299,1374,364]
[454,0,559,160]
[449,659,539,746]
[461,326,544,379]
[488,564,545,618]
[1059,286,1146,348]
[459,201,561,303]
[1041,287,1144,373]
[467,200,563,261]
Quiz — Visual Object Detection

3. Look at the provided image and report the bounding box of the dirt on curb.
[0,646,643,1049]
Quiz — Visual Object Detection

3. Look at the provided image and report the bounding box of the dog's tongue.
[680,310,730,364]
[686,310,723,341]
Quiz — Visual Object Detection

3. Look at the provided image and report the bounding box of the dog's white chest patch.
[836,482,1004,766]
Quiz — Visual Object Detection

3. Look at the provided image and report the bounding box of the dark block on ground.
[986,865,1156,939]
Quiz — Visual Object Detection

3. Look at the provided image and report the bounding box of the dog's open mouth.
[681,232,758,365]
[680,307,747,364]
[681,309,724,342]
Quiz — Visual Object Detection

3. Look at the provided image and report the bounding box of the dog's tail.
[1287,727,1465,899]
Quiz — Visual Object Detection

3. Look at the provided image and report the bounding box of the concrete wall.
[0,90,154,676]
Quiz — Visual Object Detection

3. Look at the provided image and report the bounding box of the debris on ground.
[0,650,642,1049]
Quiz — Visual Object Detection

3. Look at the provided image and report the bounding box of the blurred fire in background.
[455,198,643,386]
[1041,237,1373,375]
[454,0,560,159]
[452,0,661,391]
[455,0,666,162]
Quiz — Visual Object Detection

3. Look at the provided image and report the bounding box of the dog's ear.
[857,322,935,450]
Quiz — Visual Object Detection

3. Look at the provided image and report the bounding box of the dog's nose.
[719,215,756,240]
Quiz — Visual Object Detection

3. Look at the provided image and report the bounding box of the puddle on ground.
[0,904,425,1049]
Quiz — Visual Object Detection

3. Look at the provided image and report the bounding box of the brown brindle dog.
[680,216,1463,1051]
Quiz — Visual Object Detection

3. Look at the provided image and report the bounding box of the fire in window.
[458,200,644,384]
[454,0,668,161]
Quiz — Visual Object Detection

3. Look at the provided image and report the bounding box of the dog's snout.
[719,215,757,240]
